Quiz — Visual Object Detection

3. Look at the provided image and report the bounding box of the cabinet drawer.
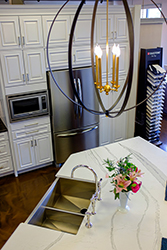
[0,141,10,158]
[0,132,8,142]
[12,124,51,140]
[0,157,13,174]
[10,116,50,131]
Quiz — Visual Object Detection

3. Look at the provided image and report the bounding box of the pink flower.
[106,173,109,178]
[131,181,142,193]
[129,171,138,181]
[135,168,144,177]
[113,174,131,193]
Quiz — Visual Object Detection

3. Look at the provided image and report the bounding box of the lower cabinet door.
[34,133,53,165]
[14,137,35,170]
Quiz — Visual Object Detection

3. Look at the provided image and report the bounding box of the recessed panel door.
[0,16,20,49]
[19,16,43,48]
[14,137,35,170]
[1,50,25,88]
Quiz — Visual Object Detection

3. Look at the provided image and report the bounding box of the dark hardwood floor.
[0,165,60,249]
[159,113,167,152]
[0,114,167,249]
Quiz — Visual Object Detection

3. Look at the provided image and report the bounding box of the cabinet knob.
[0,166,4,170]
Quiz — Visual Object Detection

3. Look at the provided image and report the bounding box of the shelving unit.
[146,65,166,144]
[135,47,166,145]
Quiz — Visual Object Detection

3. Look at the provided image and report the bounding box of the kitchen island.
[2,136,167,250]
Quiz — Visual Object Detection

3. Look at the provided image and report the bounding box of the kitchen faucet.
[71,164,102,200]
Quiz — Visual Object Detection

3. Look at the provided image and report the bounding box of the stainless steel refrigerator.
[47,66,99,165]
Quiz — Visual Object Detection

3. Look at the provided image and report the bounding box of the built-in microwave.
[7,91,49,122]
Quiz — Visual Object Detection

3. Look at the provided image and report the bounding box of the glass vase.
[117,191,130,213]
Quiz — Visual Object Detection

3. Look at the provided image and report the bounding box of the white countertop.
[2,136,167,250]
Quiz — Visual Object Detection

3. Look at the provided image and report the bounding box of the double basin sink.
[25,177,96,235]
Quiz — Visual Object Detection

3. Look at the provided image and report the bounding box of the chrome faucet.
[71,164,98,194]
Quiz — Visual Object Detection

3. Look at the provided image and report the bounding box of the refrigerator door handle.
[77,78,82,118]
[74,78,78,117]
[57,125,98,137]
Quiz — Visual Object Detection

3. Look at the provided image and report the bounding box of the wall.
[139,21,163,49]
[129,0,167,67]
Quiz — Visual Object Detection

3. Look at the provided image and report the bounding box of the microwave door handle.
[77,78,82,118]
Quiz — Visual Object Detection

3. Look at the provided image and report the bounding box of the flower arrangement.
[104,154,144,200]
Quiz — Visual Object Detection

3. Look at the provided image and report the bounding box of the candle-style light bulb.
[94,45,102,88]
[94,45,102,58]
[94,45,102,86]
[115,44,121,58]
[115,44,121,87]
[112,44,117,84]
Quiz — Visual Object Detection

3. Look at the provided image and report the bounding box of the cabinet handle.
[34,140,37,146]
[27,73,29,81]
[22,36,25,46]
[22,74,25,82]
[26,130,39,135]
[24,123,38,127]
[111,32,114,40]
[31,140,33,147]
[115,31,117,39]
[73,54,76,63]
[18,37,21,46]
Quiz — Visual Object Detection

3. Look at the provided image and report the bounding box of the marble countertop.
[2,136,167,250]
[0,118,7,133]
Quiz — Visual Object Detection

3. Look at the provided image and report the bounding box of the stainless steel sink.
[25,177,96,235]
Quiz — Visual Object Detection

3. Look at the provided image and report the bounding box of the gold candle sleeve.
[116,56,119,87]
[98,58,102,88]
[112,54,116,83]
[95,55,98,84]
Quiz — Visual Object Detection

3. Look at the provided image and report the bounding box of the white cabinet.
[11,116,53,172]
[14,137,35,170]
[0,16,20,50]
[0,15,46,95]
[1,48,46,92]
[19,16,43,48]
[97,13,128,44]
[0,50,25,88]
[0,15,43,50]
[72,14,95,45]
[44,14,94,70]
[99,77,127,145]
[42,15,71,48]
[0,132,13,175]
[13,133,53,171]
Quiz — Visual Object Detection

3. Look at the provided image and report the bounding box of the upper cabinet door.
[114,14,128,42]
[23,48,46,84]
[0,16,21,50]
[96,15,114,44]
[42,15,71,47]
[72,14,96,45]
[19,16,43,48]
[0,50,25,88]
[96,13,128,44]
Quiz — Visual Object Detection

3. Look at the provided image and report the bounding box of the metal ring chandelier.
[46,0,167,119]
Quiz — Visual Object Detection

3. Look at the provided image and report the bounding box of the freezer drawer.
[53,125,99,164]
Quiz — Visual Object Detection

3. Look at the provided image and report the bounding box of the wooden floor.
[0,165,60,249]
[0,114,167,249]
